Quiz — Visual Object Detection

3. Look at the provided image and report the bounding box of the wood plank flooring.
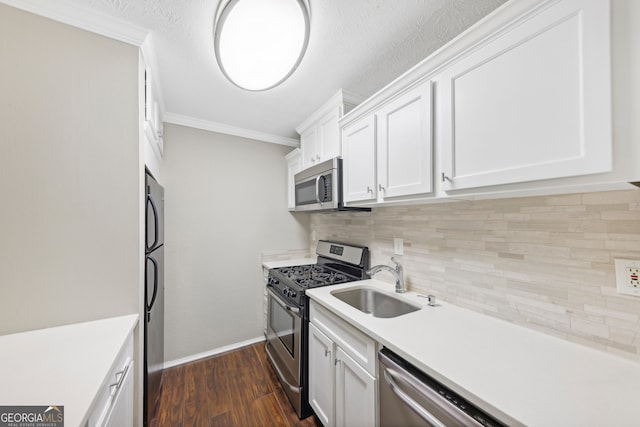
[151,342,321,427]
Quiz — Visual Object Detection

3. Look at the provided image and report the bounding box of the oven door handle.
[267,287,300,315]
[265,342,301,394]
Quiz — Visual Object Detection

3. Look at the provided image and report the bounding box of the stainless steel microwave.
[294,157,369,212]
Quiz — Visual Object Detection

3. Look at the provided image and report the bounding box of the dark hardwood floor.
[151,342,321,427]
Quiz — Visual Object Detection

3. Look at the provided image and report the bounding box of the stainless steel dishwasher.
[378,348,508,427]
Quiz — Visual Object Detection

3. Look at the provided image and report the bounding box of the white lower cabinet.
[102,359,133,427]
[309,323,335,427]
[334,347,376,427]
[88,333,134,427]
[263,267,269,334]
[309,302,377,427]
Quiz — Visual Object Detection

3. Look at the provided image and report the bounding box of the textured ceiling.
[59,0,506,141]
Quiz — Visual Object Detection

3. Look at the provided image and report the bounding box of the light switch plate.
[614,259,640,297]
[393,238,404,255]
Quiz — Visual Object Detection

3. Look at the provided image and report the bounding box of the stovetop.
[267,241,369,310]
[268,263,361,310]
[275,264,352,288]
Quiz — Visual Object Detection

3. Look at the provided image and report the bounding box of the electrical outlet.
[627,267,639,287]
[393,238,404,255]
[614,259,640,297]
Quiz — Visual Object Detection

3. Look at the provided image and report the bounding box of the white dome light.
[214,0,310,91]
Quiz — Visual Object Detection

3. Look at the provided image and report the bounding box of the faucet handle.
[390,257,402,271]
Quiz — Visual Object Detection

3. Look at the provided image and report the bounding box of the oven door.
[265,288,303,410]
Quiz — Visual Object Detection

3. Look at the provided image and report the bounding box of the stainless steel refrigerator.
[145,171,164,426]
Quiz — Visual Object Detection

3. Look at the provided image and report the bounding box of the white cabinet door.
[309,323,335,427]
[342,115,377,203]
[334,347,376,427]
[286,149,301,210]
[301,126,320,168]
[438,0,611,192]
[377,81,433,199]
[318,106,342,160]
[103,361,133,427]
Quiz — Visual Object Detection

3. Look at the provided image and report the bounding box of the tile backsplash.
[311,189,640,360]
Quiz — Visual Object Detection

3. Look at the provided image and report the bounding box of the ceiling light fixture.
[213,0,311,91]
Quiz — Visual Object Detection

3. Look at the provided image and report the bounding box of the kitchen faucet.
[366,257,405,293]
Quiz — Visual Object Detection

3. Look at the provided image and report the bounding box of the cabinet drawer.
[310,302,377,376]
[88,334,134,427]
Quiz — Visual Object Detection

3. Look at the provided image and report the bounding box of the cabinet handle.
[325,349,331,357]
[109,363,130,394]
[366,186,373,194]
[335,358,341,366]
[441,172,452,182]
[378,184,385,192]
[316,154,321,160]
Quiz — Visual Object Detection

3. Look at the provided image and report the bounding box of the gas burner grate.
[274,264,353,288]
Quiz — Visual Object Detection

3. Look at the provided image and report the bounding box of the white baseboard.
[163,335,265,369]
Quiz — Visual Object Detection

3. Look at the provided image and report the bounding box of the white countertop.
[307,280,640,427]
[262,257,317,270]
[0,314,139,427]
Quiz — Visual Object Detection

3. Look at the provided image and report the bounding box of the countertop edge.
[0,314,140,427]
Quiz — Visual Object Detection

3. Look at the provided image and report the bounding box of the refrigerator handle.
[146,255,159,315]
[146,195,159,251]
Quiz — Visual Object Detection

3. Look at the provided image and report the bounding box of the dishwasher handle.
[383,368,447,427]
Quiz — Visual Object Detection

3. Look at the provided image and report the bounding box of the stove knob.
[289,290,297,298]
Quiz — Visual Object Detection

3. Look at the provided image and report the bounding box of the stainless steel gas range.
[265,241,369,419]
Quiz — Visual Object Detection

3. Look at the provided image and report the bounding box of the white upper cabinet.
[342,115,377,203]
[377,81,433,199]
[285,148,301,210]
[336,0,639,205]
[297,90,363,169]
[437,0,612,192]
[342,80,434,205]
[300,125,320,167]
[318,106,342,160]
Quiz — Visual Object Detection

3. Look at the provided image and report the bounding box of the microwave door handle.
[315,175,323,205]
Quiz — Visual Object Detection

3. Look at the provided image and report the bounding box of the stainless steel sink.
[331,288,421,318]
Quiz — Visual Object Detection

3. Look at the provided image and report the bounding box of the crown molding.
[164,113,301,148]
[0,0,149,45]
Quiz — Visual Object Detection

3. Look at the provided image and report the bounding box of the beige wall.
[0,4,140,332]
[162,124,309,362]
[311,189,640,360]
